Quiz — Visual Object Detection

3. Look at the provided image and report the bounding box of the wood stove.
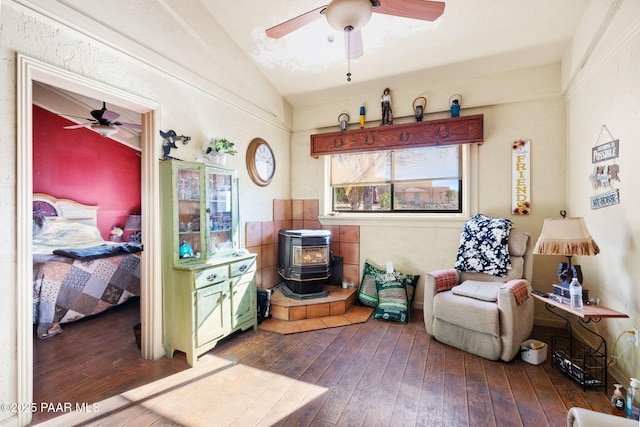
[277,229,331,296]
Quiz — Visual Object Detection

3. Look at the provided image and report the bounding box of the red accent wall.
[33,105,142,240]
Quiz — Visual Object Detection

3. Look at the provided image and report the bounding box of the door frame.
[16,54,164,425]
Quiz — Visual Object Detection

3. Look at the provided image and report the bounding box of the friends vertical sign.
[512,139,531,215]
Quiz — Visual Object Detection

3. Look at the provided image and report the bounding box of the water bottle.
[627,377,640,420]
[569,277,583,309]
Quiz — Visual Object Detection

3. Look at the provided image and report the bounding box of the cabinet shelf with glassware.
[160,159,257,367]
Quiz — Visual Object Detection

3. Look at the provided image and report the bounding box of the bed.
[32,193,142,339]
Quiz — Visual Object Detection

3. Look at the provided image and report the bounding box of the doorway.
[16,54,164,426]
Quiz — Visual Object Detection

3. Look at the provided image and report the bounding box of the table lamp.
[533,213,600,286]
[124,214,142,242]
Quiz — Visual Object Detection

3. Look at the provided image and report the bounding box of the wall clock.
[246,138,276,186]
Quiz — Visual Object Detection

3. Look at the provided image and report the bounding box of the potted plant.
[203,137,237,165]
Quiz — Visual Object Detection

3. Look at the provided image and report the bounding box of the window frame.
[319,143,478,225]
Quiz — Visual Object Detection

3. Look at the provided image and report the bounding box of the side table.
[532,292,628,392]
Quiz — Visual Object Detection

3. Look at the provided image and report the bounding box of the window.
[331,145,462,213]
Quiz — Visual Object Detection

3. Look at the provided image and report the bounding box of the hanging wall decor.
[589,125,621,209]
[512,139,531,215]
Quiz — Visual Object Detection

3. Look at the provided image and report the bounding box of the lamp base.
[558,262,583,286]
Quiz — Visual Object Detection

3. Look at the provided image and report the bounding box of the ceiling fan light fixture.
[325,0,372,31]
[91,124,118,137]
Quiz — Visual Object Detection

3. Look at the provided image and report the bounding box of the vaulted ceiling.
[32,0,590,134]
[204,0,589,106]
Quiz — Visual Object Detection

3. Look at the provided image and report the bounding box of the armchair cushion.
[433,291,500,336]
[452,280,501,302]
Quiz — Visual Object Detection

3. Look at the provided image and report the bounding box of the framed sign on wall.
[589,126,620,209]
[512,139,531,215]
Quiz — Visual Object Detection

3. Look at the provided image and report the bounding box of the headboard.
[33,193,99,227]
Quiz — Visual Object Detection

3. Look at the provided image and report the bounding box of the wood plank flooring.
[32,298,616,426]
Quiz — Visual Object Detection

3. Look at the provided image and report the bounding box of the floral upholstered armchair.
[423,215,534,362]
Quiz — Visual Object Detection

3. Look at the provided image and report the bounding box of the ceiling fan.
[63,102,142,138]
[266,0,445,78]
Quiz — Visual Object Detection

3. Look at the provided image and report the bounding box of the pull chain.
[346,26,352,82]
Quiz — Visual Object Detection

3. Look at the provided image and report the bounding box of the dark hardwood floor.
[32,298,615,426]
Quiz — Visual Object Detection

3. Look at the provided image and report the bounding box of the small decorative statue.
[381,88,393,125]
[160,129,191,160]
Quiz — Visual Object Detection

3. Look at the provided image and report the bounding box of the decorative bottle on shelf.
[569,276,583,309]
[626,378,640,420]
[611,383,626,416]
[179,240,193,259]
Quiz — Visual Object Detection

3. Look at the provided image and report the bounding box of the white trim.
[17,54,163,426]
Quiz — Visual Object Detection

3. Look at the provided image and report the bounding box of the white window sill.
[318,212,470,229]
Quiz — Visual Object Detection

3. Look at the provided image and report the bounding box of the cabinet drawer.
[195,266,229,289]
[230,258,256,277]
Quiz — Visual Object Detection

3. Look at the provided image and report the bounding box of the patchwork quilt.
[32,253,140,339]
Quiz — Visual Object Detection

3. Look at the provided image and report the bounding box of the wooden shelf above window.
[310,114,483,157]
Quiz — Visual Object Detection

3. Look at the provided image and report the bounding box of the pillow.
[454,214,513,277]
[33,215,47,236]
[373,276,409,323]
[33,221,104,248]
[451,280,502,302]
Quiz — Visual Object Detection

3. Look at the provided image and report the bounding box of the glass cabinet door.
[176,165,203,262]
[206,168,235,255]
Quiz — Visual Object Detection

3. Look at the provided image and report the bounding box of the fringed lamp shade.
[533,217,599,285]
[533,217,600,256]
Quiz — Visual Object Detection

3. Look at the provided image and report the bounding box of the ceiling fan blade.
[265,5,327,39]
[345,29,364,59]
[60,114,94,121]
[63,123,91,129]
[116,126,135,138]
[115,122,142,130]
[102,109,120,123]
[374,0,445,21]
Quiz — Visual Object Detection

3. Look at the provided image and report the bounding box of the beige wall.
[291,68,567,313]
[562,0,640,386]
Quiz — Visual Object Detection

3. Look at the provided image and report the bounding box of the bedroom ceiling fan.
[63,102,142,138]
[265,0,445,81]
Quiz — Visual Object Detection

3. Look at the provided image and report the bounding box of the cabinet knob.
[399,132,410,142]
[333,138,344,149]
[207,273,218,281]
[364,135,375,145]
[239,264,247,272]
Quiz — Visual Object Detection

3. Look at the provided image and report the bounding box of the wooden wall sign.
[512,139,531,215]
[310,114,483,157]
[589,126,621,210]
